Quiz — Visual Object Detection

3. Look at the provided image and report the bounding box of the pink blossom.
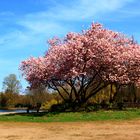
[20,22,140,88]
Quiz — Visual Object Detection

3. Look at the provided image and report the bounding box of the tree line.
[1,73,140,112]
[0,74,61,112]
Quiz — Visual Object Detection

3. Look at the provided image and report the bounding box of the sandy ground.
[0,120,140,140]
[0,112,18,115]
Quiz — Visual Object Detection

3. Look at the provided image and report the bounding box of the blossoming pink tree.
[20,23,140,109]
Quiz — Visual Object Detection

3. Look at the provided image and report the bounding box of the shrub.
[41,99,58,110]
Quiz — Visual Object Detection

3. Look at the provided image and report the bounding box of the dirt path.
[0,112,18,115]
[0,120,140,140]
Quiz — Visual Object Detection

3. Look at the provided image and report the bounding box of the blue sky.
[0,0,140,92]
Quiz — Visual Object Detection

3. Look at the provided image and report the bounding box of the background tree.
[0,91,24,108]
[2,74,22,94]
[24,86,50,113]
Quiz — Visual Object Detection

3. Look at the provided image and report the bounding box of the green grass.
[0,108,140,122]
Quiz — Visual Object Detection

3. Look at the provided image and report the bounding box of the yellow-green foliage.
[41,99,59,110]
[89,84,116,103]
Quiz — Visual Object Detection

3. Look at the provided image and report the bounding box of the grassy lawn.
[0,108,140,122]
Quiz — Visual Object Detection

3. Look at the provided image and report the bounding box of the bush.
[49,103,66,112]
[117,102,124,110]
[41,99,58,110]
[49,102,76,112]
[85,103,101,112]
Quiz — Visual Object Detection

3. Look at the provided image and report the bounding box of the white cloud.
[18,20,68,35]
[119,9,140,18]
[38,0,135,21]
[0,0,135,51]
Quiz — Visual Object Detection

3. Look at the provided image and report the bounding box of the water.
[0,109,44,114]
[0,109,27,113]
